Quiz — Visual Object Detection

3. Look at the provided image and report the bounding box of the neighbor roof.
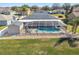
[0,7,11,12]
[73,7,79,12]
[22,12,57,20]
[72,12,79,17]
[0,14,12,21]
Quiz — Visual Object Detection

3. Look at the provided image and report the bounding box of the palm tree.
[63,3,73,18]
[21,5,29,8]
[30,5,39,12]
[68,17,79,34]
[20,5,30,15]
[74,4,79,8]
[52,3,61,10]
[11,6,18,11]
[62,3,74,24]
[20,7,28,15]
[41,6,50,11]
[54,38,76,47]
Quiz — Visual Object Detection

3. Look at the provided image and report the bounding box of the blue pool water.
[36,26,60,33]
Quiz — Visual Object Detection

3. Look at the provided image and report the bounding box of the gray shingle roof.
[0,7,11,12]
[0,14,12,21]
[22,12,57,20]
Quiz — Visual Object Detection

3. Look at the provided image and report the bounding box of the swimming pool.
[36,26,61,33]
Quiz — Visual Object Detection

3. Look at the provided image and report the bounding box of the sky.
[0,3,76,7]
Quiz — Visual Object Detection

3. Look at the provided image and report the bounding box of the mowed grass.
[0,39,79,55]
[0,26,6,30]
[67,25,79,33]
[51,14,66,20]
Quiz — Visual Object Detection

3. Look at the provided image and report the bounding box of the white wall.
[0,27,8,36]
[7,20,12,25]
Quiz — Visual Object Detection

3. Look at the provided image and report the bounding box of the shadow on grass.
[54,38,78,47]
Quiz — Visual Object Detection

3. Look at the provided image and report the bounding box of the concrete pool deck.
[0,35,79,40]
[0,33,79,40]
[0,34,67,40]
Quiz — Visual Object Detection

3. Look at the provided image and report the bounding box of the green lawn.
[67,25,79,33]
[0,39,79,55]
[0,26,6,30]
[51,14,66,20]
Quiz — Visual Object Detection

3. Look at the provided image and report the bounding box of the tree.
[12,5,30,19]
[30,5,39,11]
[52,3,61,10]
[74,4,79,8]
[11,6,18,11]
[54,37,76,47]
[62,3,74,24]
[21,5,29,8]
[21,5,29,14]
[63,3,74,18]
[68,17,79,34]
[11,5,29,12]
[20,5,29,12]
[41,6,50,11]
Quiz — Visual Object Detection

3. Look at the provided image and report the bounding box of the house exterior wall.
[7,20,12,25]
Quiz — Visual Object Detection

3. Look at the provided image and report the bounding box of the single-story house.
[0,7,11,15]
[0,7,16,15]
[19,11,66,34]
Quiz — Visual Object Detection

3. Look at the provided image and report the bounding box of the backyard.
[0,39,79,55]
[67,25,79,34]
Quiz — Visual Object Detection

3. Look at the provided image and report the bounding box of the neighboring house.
[68,7,79,20]
[19,11,66,34]
[0,14,22,36]
[52,7,65,14]
[0,14,12,26]
[15,8,31,16]
[0,7,16,15]
[0,7,11,15]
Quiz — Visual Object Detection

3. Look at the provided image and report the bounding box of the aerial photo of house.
[0,3,79,55]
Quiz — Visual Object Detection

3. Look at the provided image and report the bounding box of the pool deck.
[0,33,66,39]
[0,33,79,40]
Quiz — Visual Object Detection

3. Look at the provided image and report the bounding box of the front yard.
[0,39,79,55]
